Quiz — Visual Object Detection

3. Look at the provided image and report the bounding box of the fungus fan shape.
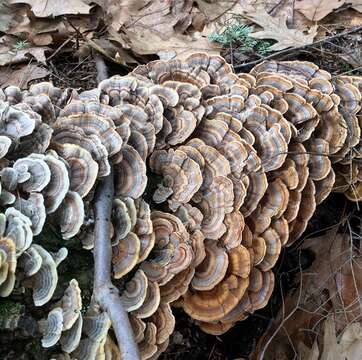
[0,53,361,360]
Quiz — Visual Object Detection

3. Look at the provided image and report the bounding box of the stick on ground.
[93,52,140,360]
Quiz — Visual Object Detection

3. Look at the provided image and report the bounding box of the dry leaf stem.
[234,24,362,71]
[93,52,140,360]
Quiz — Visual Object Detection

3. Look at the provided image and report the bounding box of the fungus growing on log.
[0,53,361,359]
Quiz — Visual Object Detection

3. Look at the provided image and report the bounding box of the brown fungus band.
[0,53,361,360]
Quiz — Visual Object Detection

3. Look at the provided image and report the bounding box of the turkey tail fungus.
[0,53,360,359]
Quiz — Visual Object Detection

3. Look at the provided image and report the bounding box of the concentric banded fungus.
[140,211,193,286]
[55,113,123,158]
[27,245,67,306]
[12,156,51,193]
[121,269,148,312]
[0,235,16,297]
[0,101,36,141]
[159,267,195,303]
[138,322,157,360]
[183,274,249,322]
[150,303,175,344]
[191,240,228,291]
[0,53,360,359]
[132,280,160,319]
[0,136,11,159]
[57,191,85,240]
[112,197,134,244]
[60,315,83,354]
[41,307,63,348]
[28,151,70,214]
[53,124,110,178]
[61,279,82,330]
[114,145,147,198]
[40,279,84,354]
[51,142,98,198]
[14,193,46,236]
[112,232,140,279]
[149,149,202,210]
[4,207,33,257]
[72,308,111,360]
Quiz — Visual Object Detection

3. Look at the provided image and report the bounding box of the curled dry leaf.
[253,230,362,360]
[9,0,92,17]
[0,45,49,66]
[0,0,19,32]
[295,0,346,21]
[105,0,221,59]
[295,0,362,21]
[243,6,318,51]
[300,317,362,360]
[0,65,49,89]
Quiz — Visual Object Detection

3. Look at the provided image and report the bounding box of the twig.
[94,52,109,84]
[229,41,234,68]
[47,35,76,61]
[234,24,362,71]
[93,52,140,360]
[258,250,304,360]
[332,65,362,78]
[201,0,239,23]
[267,0,285,15]
[67,55,92,76]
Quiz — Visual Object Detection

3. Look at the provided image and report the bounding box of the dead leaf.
[0,1,20,32]
[337,49,362,69]
[122,28,220,59]
[303,317,362,360]
[106,0,150,31]
[107,0,223,59]
[239,0,314,29]
[322,8,362,28]
[0,47,48,66]
[0,64,49,89]
[86,38,138,66]
[294,0,362,20]
[244,6,318,51]
[298,341,320,360]
[9,0,92,17]
[202,2,249,37]
[339,322,362,359]
[295,0,345,21]
[123,0,193,40]
[194,0,239,22]
[252,230,362,360]
[0,36,49,66]
[351,0,362,12]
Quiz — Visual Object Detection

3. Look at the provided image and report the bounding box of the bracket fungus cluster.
[0,53,361,359]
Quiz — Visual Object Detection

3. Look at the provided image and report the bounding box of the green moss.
[0,299,23,316]
[12,40,29,51]
[29,340,49,360]
[339,62,353,73]
[209,23,272,56]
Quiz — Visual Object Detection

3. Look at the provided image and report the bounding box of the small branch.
[93,53,140,360]
[94,51,109,84]
[47,35,76,61]
[234,24,362,71]
[93,170,114,289]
